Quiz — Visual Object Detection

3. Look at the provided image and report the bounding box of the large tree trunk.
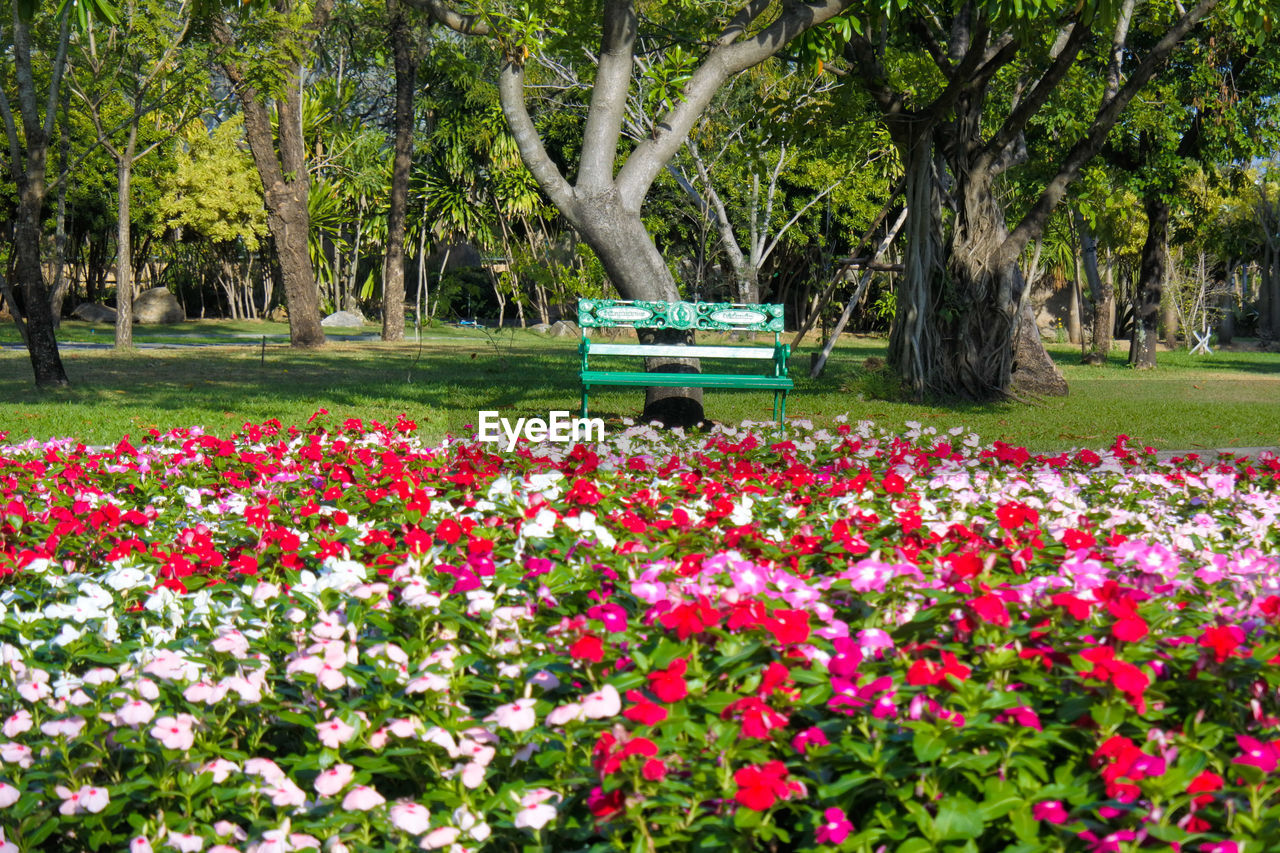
[572,197,704,425]
[1076,208,1112,364]
[381,0,416,342]
[1129,193,1168,369]
[889,119,1065,400]
[114,150,135,348]
[14,174,68,386]
[216,3,329,348]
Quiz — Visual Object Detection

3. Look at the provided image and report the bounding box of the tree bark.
[1129,192,1168,369]
[1076,206,1112,364]
[381,0,416,342]
[1,6,70,387]
[215,1,329,348]
[114,138,136,349]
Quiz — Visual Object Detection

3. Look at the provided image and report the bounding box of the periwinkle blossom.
[341,785,386,811]
[316,717,356,748]
[389,802,431,834]
[313,763,355,796]
[0,782,20,808]
[488,698,537,732]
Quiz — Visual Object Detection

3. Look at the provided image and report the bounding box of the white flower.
[389,802,431,834]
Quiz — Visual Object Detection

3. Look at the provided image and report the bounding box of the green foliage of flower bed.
[0,416,1278,850]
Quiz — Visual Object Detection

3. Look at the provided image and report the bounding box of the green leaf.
[934,795,984,840]
[912,727,947,762]
[980,778,1022,821]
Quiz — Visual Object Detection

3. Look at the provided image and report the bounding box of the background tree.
[0,0,75,386]
[208,0,333,348]
[416,0,857,425]
[833,0,1254,400]
[69,0,204,348]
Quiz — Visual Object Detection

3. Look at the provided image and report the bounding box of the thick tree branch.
[999,0,1222,267]
[977,22,1087,173]
[578,0,636,190]
[496,58,575,214]
[406,0,490,35]
[717,0,773,47]
[616,0,853,207]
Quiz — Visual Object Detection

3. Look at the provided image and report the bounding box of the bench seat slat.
[581,370,793,390]
[588,343,775,360]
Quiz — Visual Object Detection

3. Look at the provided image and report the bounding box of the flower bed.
[1,414,1279,852]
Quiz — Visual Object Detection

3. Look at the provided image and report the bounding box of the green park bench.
[577,298,794,425]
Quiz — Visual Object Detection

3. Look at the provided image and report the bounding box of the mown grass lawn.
[1,322,1277,451]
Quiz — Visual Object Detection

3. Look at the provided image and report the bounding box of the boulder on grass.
[72,302,118,324]
[548,320,578,337]
[321,310,365,328]
[528,323,552,335]
[132,288,185,324]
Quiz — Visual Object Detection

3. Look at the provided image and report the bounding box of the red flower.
[733,761,802,811]
[648,659,689,703]
[659,598,721,640]
[435,518,461,544]
[995,501,1038,529]
[586,786,625,820]
[569,635,605,664]
[641,758,667,781]
[761,609,810,645]
[623,689,668,725]
[969,593,1010,627]
[722,696,789,738]
[881,472,906,494]
[566,478,602,505]
[1078,647,1150,713]
[1188,770,1224,808]
[1199,625,1247,663]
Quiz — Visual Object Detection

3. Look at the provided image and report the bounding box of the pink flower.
[815,807,853,844]
[546,702,583,726]
[211,630,250,658]
[1032,800,1069,824]
[420,827,460,849]
[56,784,110,815]
[118,699,155,726]
[514,802,557,830]
[316,717,356,748]
[856,628,894,657]
[168,832,204,852]
[130,837,154,853]
[243,758,286,784]
[2,710,31,738]
[0,782,19,808]
[313,763,355,796]
[0,743,32,768]
[389,802,431,834]
[488,698,537,732]
[266,778,307,807]
[40,716,86,738]
[341,785,386,811]
[792,727,830,755]
[151,714,197,751]
[581,684,621,719]
[1234,734,1280,773]
[202,758,239,784]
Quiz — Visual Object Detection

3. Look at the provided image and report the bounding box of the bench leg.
[581,386,589,420]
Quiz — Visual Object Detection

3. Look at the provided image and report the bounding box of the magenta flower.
[1032,800,1069,824]
[792,727,830,755]
[815,807,854,844]
[1233,734,1280,773]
